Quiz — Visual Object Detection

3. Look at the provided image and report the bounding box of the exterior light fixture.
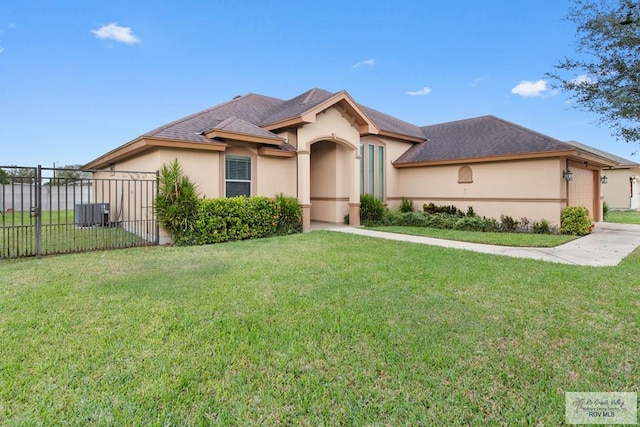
[563,170,574,181]
[600,175,608,184]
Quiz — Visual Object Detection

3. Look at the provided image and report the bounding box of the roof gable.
[260,89,381,135]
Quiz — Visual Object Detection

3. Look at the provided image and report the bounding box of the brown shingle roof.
[142,93,285,143]
[359,105,425,140]
[395,115,575,164]
[139,88,424,145]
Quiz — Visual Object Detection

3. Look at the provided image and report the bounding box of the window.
[225,155,251,197]
[378,146,385,200]
[359,144,365,195]
[368,144,375,194]
[359,141,385,201]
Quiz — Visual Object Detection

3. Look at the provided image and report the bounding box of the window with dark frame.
[225,155,251,197]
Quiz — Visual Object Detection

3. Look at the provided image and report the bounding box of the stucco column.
[298,149,312,231]
[349,149,361,227]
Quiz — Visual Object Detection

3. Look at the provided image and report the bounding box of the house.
[566,141,640,211]
[84,88,617,240]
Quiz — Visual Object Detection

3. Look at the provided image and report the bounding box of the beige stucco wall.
[361,135,415,202]
[393,158,567,225]
[298,107,360,223]
[602,168,640,210]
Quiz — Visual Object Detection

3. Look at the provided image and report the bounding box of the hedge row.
[174,195,302,246]
[380,211,500,232]
[360,197,590,235]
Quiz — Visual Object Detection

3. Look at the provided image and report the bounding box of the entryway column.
[298,149,312,231]
[349,149,361,227]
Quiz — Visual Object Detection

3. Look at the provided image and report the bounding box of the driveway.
[326,222,640,267]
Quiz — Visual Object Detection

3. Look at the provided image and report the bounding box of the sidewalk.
[326,222,640,267]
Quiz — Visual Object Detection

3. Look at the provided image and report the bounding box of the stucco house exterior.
[84,88,617,238]
[566,141,640,211]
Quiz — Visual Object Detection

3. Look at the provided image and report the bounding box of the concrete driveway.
[327,222,640,267]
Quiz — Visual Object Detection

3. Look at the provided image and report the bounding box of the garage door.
[568,167,595,219]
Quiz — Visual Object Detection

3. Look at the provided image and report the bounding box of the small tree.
[154,159,200,243]
[549,0,640,145]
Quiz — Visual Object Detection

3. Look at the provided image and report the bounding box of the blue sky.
[1,0,637,168]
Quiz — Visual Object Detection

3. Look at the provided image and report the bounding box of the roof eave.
[258,146,296,158]
[83,137,227,170]
[377,130,425,143]
[393,149,577,168]
[203,129,285,145]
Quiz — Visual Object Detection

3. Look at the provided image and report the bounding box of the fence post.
[35,165,42,258]
[154,170,160,245]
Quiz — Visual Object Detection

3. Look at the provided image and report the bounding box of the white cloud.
[571,74,593,86]
[353,58,375,68]
[0,46,4,53]
[407,86,432,96]
[510,79,554,97]
[91,22,140,44]
[470,76,487,87]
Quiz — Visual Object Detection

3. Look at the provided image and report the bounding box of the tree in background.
[52,165,92,185]
[0,169,9,185]
[2,166,35,184]
[549,0,640,146]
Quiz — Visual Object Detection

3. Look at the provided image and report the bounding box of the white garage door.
[568,167,595,219]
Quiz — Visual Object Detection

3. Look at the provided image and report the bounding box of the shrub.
[454,216,500,232]
[196,196,278,244]
[532,219,551,234]
[466,206,476,217]
[499,215,519,232]
[154,159,200,245]
[360,194,386,225]
[561,206,592,235]
[603,201,609,219]
[399,198,415,213]
[274,193,302,235]
[423,202,464,216]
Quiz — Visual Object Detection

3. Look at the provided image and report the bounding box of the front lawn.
[1,232,638,425]
[606,209,640,224]
[367,225,576,247]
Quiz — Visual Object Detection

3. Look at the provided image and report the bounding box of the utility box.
[74,203,110,227]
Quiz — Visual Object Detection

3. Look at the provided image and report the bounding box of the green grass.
[368,225,576,247]
[1,232,638,425]
[606,209,640,224]
[1,210,149,258]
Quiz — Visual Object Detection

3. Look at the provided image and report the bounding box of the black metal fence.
[0,165,159,259]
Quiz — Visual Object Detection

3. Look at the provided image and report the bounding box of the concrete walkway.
[317,222,640,267]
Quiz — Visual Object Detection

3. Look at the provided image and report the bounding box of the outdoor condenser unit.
[74,203,110,227]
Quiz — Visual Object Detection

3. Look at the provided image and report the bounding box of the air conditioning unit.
[74,203,110,227]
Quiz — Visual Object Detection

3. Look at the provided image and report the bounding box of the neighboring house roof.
[395,115,613,166]
[564,140,639,168]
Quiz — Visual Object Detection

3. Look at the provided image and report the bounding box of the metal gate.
[0,165,159,259]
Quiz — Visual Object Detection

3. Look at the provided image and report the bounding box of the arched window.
[458,166,473,183]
